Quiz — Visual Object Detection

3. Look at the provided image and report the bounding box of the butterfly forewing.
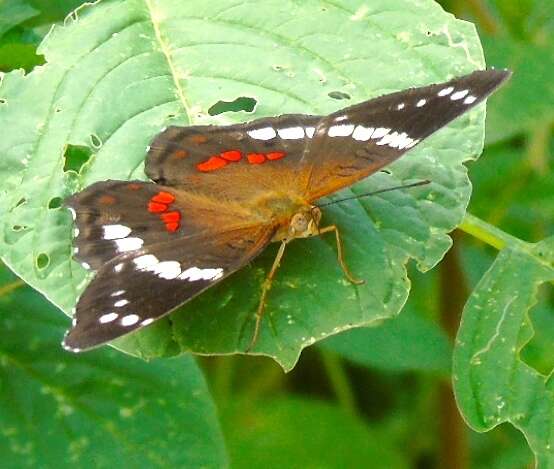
[63,222,275,351]
[300,69,511,200]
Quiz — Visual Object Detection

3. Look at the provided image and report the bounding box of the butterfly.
[62,69,510,352]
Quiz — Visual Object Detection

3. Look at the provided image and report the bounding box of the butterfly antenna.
[317,180,431,208]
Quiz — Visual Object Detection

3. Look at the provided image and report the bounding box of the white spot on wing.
[179,266,224,281]
[121,314,140,326]
[111,290,125,297]
[152,261,181,279]
[68,207,76,220]
[115,237,143,253]
[114,299,129,307]
[451,89,469,100]
[438,86,454,97]
[73,228,79,237]
[352,125,374,141]
[103,224,132,240]
[376,131,399,146]
[114,263,124,272]
[81,262,91,270]
[416,99,427,107]
[141,318,154,326]
[396,103,405,110]
[278,127,304,139]
[99,312,118,323]
[247,127,276,140]
[134,254,159,270]
[396,133,413,150]
[305,126,315,138]
[371,127,390,139]
[328,124,354,137]
[464,95,477,105]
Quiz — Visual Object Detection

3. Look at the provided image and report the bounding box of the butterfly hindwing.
[63,222,275,351]
[66,179,258,270]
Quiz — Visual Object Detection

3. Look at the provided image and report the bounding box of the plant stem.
[319,348,358,416]
[438,232,469,469]
[458,213,524,251]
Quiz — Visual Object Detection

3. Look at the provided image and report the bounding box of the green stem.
[458,213,524,251]
[319,348,357,416]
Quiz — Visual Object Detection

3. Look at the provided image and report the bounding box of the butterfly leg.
[247,240,288,352]
[318,225,365,285]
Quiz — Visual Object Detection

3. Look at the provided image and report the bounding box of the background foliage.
[0,0,552,467]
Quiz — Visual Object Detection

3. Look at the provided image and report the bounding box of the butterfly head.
[287,206,322,239]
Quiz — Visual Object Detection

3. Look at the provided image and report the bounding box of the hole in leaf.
[208,97,257,116]
[90,134,102,148]
[328,91,351,100]
[63,145,92,173]
[36,253,50,269]
[520,285,554,375]
[12,225,27,231]
[48,197,63,209]
[0,98,6,104]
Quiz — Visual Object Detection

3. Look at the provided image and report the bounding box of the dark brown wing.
[145,70,510,205]
[63,181,275,351]
[145,114,321,201]
[299,69,511,201]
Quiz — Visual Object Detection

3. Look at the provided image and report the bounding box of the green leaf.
[0,267,228,468]
[0,0,487,370]
[453,237,554,468]
[321,305,452,374]
[221,397,408,468]
[0,0,38,39]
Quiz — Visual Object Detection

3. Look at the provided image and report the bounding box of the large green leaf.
[0,0,487,370]
[321,302,451,374]
[220,397,407,468]
[0,266,228,468]
[0,0,38,39]
[453,237,554,468]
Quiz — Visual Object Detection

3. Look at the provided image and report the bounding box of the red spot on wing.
[151,191,175,204]
[161,211,181,223]
[146,191,182,233]
[165,222,180,232]
[266,151,286,161]
[197,156,228,172]
[247,153,266,164]
[220,150,242,162]
[148,201,168,213]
